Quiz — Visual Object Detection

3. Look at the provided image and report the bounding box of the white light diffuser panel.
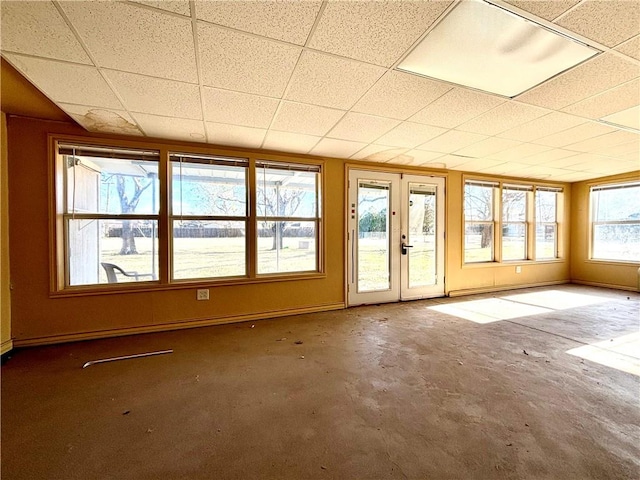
[397,0,600,97]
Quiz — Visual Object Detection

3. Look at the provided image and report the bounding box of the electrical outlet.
[515,265,522,274]
[196,289,209,301]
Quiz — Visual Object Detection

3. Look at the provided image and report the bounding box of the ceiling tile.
[488,143,553,162]
[263,131,320,154]
[565,130,639,153]
[449,158,507,172]
[59,103,142,136]
[196,0,322,45]
[133,113,206,142]
[327,112,399,143]
[285,51,386,109]
[307,0,452,67]
[455,137,522,158]
[555,0,640,47]
[538,155,584,169]
[552,171,599,182]
[457,101,548,136]
[516,54,640,110]
[0,1,91,64]
[310,138,368,158]
[402,149,445,165]
[271,102,345,136]
[130,1,191,16]
[5,54,122,109]
[410,87,506,129]
[437,154,475,169]
[351,145,409,162]
[105,70,202,120]
[602,106,640,131]
[615,35,640,61]
[475,161,535,176]
[518,149,580,166]
[206,123,266,149]
[61,1,198,82]
[352,70,452,120]
[534,121,616,147]
[591,139,640,158]
[561,79,640,120]
[202,88,278,128]
[503,0,580,21]
[417,130,487,153]
[498,112,587,142]
[375,122,447,149]
[198,23,301,97]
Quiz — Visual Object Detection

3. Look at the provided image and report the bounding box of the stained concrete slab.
[1,285,639,479]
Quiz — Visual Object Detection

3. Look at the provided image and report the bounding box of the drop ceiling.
[1,0,639,182]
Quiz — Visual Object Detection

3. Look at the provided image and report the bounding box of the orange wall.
[571,171,640,291]
[1,112,12,353]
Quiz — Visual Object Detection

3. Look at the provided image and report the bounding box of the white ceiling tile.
[539,155,585,169]
[534,121,617,147]
[505,165,561,180]
[351,145,409,162]
[455,137,522,158]
[61,1,198,82]
[352,71,452,120]
[202,88,279,128]
[130,1,191,17]
[310,138,368,158]
[5,54,122,109]
[498,112,587,142]
[602,106,640,131]
[565,130,639,153]
[59,103,142,136]
[307,0,452,67]
[488,143,553,162]
[457,101,549,136]
[417,130,487,153]
[198,23,301,97]
[449,158,507,172]
[0,1,91,64]
[133,113,206,142]
[503,1,580,21]
[516,54,640,110]
[615,35,640,61]
[206,123,266,149]
[518,149,580,166]
[591,139,640,158]
[196,0,322,45]
[387,154,429,166]
[375,122,447,149]
[437,154,474,169]
[271,102,345,136]
[562,79,640,119]
[555,0,640,47]
[263,131,320,154]
[475,161,534,175]
[285,51,386,110]
[104,70,202,120]
[551,171,599,182]
[327,112,399,143]
[401,150,444,165]
[410,87,506,129]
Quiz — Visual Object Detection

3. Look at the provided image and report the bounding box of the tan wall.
[571,171,640,291]
[1,112,12,353]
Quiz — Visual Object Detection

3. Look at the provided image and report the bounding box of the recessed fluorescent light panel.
[397,0,600,97]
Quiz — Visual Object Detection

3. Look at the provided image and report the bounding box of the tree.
[116,174,153,255]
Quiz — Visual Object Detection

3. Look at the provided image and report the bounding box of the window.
[591,182,640,262]
[464,181,497,263]
[54,141,323,291]
[256,161,321,274]
[464,179,562,264]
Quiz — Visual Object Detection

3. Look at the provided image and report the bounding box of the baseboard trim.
[570,280,639,292]
[1,338,13,355]
[14,302,346,348]
[447,280,569,298]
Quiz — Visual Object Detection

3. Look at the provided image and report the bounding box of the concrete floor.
[2,284,639,479]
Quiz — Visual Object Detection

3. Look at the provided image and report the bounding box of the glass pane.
[257,167,317,218]
[593,224,640,262]
[171,161,246,216]
[68,219,158,286]
[536,224,557,259]
[257,221,316,274]
[172,221,246,279]
[503,189,526,221]
[408,186,436,287]
[592,185,640,222]
[465,183,494,221]
[536,191,557,222]
[464,223,493,262]
[65,156,159,215]
[503,223,526,260]
[357,183,390,292]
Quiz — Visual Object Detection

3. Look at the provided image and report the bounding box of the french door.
[347,169,445,306]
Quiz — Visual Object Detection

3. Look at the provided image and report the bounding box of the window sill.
[462,258,565,268]
[585,259,640,267]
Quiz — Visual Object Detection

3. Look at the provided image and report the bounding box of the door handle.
[401,242,413,255]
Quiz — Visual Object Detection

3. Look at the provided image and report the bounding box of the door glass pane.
[357,182,390,292]
[408,185,436,287]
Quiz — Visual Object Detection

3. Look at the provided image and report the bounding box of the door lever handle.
[401,242,413,255]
